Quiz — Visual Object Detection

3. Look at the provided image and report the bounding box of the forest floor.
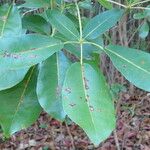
[0,82,150,150]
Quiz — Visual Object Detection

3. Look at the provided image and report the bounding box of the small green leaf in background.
[139,21,149,39]
[62,62,115,145]
[0,4,22,37]
[78,0,92,10]
[83,9,124,40]
[105,45,150,92]
[98,0,113,9]
[37,51,71,121]
[0,34,63,70]
[0,68,42,137]
[20,0,50,8]
[133,12,147,20]
[46,10,80,40]
[22,15,51,35]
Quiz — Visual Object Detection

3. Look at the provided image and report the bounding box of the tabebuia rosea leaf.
[0,67,42,137]
[0,34,63,70]
[62,62,115,145]
[105,45,150,92]
[83,9,124,40]
[37,51,71,121]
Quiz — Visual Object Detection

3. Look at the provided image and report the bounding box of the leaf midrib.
[83,15,113,39]
[80,64,98,138]
[10,67,35,132]
[54,16,79,40]
[0,5,12,37]
[0,43,62,56]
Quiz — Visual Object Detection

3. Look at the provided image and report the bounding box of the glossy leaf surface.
[105,45,150,92]
[62,63,115,145]
[47,10,80,40]
[83,9,123,40]
[22,15,51,35]
[0,68,29,91]
[0,4,28,90]
[0,68,42,137]
[37,52,70,120]
[0,34,63,70]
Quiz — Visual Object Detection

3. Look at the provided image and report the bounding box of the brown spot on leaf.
[3,51,11,58]
[65,88,71,94]
[89,106,94,112]
[69,103,76,107]
[83,77,89,90]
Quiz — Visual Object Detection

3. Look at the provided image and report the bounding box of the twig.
[114,129,120,150]
[65,122,75,150]
[107,0,127,8]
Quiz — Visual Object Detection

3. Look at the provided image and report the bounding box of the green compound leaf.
[62,62,115,145]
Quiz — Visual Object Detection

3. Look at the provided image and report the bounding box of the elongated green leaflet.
[98,0,113,9]
[62,63,115,145]
[0,34,63,70]
[22,15,51,35]
[37,52,70,121]
[0,4,22,37]
[47,10,80,40]
[83,9,124,40]
[0,68,42,137]
[0,4,29,90]
[105,45,150,92]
